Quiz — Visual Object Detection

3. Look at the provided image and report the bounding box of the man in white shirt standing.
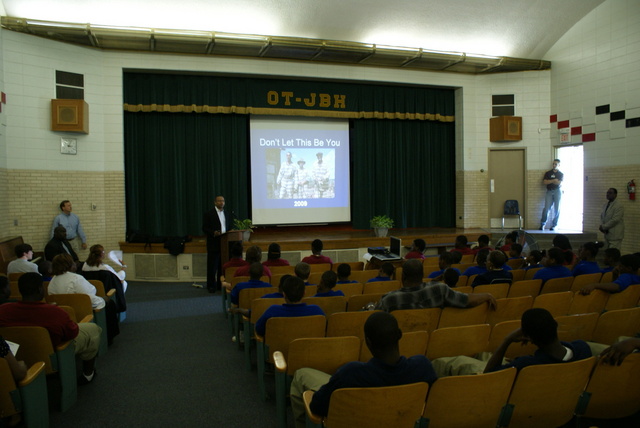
[7,244,40,275]
[51,200,87,254]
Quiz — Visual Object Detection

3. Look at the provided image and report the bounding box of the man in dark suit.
[202,195,231,293]
[44,225,79,262]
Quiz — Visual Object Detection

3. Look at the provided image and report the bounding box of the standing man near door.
[203,195,230,293]
[599,188,624,249]
[540,159,563,231]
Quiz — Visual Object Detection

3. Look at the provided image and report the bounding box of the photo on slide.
[269,149,335,200]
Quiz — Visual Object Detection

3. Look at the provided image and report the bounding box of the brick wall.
[2,169,126,259]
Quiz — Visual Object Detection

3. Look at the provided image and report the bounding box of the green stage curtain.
[351,119,456,229]
[124,111,248,236]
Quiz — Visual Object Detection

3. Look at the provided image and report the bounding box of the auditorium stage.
[119,225,596,254]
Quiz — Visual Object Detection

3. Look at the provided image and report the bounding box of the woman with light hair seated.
[48,253,105,309]
[82,244,128,292]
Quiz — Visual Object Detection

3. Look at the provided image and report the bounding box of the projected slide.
[250,116,350,225]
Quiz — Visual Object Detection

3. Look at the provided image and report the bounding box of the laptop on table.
[372,236,402,261]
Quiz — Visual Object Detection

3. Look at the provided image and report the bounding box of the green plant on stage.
[233,218,255,230]
[370,215,394,229]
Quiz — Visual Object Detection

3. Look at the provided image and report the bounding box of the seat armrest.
[19,361,46,387]
[273,351,287,373]
[79,314,94,323]
[106,289,116,298]
[56,340,73,352]
[303,390,323,425]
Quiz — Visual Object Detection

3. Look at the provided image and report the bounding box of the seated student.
[262,275,290,299]
[223,242,249,272]
[376,260,496,312]
[471,234,493,255]
[295,262,313,285]
[302,239,333,265]
[572,242,605,276]
[314,271,345,297]
[336,264,358,284]
[484,308,591,373]
[262,242,290,267]
[580,254,640,295]
[7,243,40,275]
[450,235,474,255]
[462,248,490,277]
[524,250,544,271]
[45,226,79,262]
[450,250,463,265]
[0,273,101,384]
[442,267,460,288]
[508,243,524,262]
[433,308,592,377]
[404,239,426,260]
[533,247,573,285]
[233,246,272,279]
[254,276,324,337]
[1,335,27,382]
[552,234,577,266]
[82,244,128,293]
[471,250,513,287]
[0,276,10,304]
[428,253,460,280]
[499,231,518,253]
[227,262,272,305]
[48,254,105,310]
[601,247,621,274]
[367,262,395,282]
[289,311,437,428]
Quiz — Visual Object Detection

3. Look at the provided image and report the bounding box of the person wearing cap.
[276,151,298,199]
[312,152,330,198]
[296,158,314,198]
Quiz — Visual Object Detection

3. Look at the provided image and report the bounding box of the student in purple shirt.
[580,254,640,295]
[314,270,345,297]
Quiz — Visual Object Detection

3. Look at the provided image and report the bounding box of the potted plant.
[370,215,394,237]
[233,218,255,241]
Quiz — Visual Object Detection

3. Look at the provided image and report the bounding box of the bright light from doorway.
[556,145,584,232]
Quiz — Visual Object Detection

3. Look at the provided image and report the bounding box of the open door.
[555,145,584,231]
[488,149,525,229]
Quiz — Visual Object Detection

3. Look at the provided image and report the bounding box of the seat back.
[362,280,400,295]
[604,284,640,310]
[524,267,542,280]
[249,298,285,324]
[582,353,640,419]
[504,357,595,428]
[426,324,491,360]
[555,313,599,342]
[359,330,429,362]
[423,367,516,428]
[347,293,383,311]
[303,285,318,297]
[307,272,323,285]
[540,276,574,294]
[285,336,360,376]
[486,296,533,327]
[570,273,602,293]
[322,382,429,428]
[309,263,332,273]
[600,271,613,283]
[238,287,278,310]
[591,307,640,345]
[503,199,519,215]
[532,291,572,317]
[331,262,364,272]
[9,280,20,300]
[302,296,347,317]
[510,269,526,283]
[507,279,542,298]
[45,293,94,322]
[350,270,379,283]
[438,303,489,328]
[473,283,510,299]
[0,326,56,374]
[568,290,609,315]
[333,282,363,299]
[0,357,20,418]
[506,258,524,270]
[268,265,295,275]
[264,315,326,362]
[8,272,23,282]
[392,308,441,333]
[326,311,377,340]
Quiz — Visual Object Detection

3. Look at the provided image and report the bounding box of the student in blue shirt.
[314,270,345,297]
[524,250,544,271]
[580,254,640,295]
[336,263,358,284]
[428,253,460,280]
[462,248,490,277]
[572,242,604,277]
[533,248,572,285]
[367,262,395,282]
[601,248,621,274]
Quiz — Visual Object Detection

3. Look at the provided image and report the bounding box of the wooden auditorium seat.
[485,296,533,327]
[347,293,383,311]
[473,283,510,299]
[539,276,574,295]
[359,330,429,362]
[326,311,377,340]
[507,279,542,298]
[438,303,489,328]
[568,289,609,315]
[591,307,640,345]
[242,297,285,371]
[362,280,400,295]
[0,357,48,428]
[392,308,441,334]
[570,272,602,293]
[604,284,640,310]
[532,291,572,317]
[302,296,347,317]
[333,282,363,299]
[426,324,490,360]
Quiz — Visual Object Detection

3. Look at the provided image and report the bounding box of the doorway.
[488,149,525,229]
[555,145,584,232]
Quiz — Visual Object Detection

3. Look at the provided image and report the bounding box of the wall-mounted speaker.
[51,99,89,134]
[490,116,522,142]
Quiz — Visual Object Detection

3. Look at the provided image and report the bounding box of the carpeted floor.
[49,281,285,428]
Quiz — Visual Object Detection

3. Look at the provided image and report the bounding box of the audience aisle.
[50,281,279,427]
